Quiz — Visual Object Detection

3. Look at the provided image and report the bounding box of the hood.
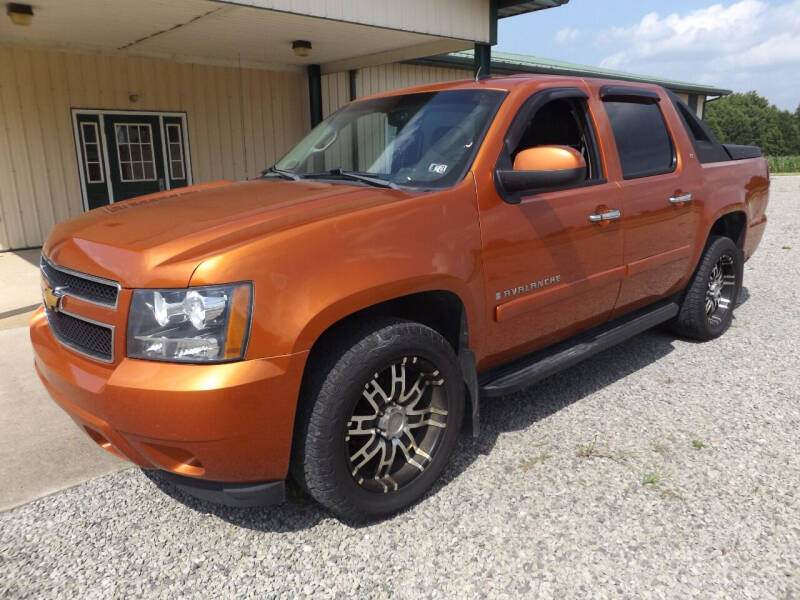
[44,179,415,288]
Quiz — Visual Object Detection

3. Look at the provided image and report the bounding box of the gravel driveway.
[1,177,798,599]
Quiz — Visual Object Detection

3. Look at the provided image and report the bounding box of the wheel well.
[311,290,466,356]
[709,211,746,248]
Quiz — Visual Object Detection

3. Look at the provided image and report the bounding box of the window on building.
[603,101,675,179]
[80,122,104,183]
[166,123,185,180]
[115,123,157,182]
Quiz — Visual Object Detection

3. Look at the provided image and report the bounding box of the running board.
[478,300,679,398]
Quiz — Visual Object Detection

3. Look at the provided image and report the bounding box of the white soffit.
[0,0,472,70]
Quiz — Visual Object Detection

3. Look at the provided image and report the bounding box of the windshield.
[273,89,507,189]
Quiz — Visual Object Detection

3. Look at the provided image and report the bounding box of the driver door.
[478,88,625,366]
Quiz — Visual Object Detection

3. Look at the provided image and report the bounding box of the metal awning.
[415,50,732,98]
[498,0,571,19]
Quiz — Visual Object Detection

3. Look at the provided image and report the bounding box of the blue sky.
[496,0,800,110]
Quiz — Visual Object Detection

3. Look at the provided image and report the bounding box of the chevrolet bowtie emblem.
[43,285,67,311]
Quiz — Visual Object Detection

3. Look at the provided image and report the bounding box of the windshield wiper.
[306,168,398,189]
[262,166,302,181]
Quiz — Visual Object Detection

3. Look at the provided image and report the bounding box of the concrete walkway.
[0,250,127,511]
[0,249,43,331]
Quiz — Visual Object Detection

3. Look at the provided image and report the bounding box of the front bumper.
[30,307,308,484]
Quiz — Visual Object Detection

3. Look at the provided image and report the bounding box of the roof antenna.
[475,66,482,83]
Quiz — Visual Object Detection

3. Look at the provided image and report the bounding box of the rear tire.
[671,235,743,341]
[291,318,464,521]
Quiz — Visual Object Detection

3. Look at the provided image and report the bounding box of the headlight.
[127,283,252,363]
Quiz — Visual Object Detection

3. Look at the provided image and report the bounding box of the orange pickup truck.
[31,75,769,520]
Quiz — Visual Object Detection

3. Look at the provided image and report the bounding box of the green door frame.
[71,108,193,211]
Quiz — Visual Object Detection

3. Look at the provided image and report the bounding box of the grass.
[766,155,800,173]
[642,470,662,485]
[652,443,668,457]
[576,437,628,462]
[521,453,552,471]
[692,440,709,450]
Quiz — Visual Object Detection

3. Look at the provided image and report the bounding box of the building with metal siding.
[0,0,726,251]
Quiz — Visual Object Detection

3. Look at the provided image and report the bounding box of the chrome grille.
[45,308,114,363]
[40,256,120,308]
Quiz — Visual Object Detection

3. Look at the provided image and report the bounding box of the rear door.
[597,87,701,315]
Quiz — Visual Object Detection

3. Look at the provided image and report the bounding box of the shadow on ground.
[144,323,684,532]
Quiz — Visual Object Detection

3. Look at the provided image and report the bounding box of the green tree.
[705,91,800,155]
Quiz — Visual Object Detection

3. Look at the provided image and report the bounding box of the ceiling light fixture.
[6,3,33,26]
[292,40,312,58]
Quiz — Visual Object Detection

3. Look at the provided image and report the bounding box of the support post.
[474,43,491,79]
[349,69,359,169]
[348,69,357,101]
[475,0,497,80]
[307,64,322,127]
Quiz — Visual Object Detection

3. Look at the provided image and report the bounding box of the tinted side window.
[604,101,675,179]
[671,96,731,164]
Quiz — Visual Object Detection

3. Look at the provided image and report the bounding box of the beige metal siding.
[227,0,490,42]
[356,64,470,98]
[319,63,472,173]
[0,44,308,250]
[321,63,470,118]
[696,96,706,119]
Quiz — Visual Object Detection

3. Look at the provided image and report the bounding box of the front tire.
[671,235,743,341]
[292,318,464,521]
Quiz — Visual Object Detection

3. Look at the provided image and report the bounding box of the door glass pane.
[115,123,157,182]
[171,161,184,179]
[88,163,102,182]
[80,122,105,184]
[85,143,98,162]
[166,124,185,181]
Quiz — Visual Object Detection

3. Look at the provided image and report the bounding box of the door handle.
[669,193,692,204]
[589,209,621,223]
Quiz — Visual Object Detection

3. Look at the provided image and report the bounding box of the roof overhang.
[0,0,477,73]
[413,51,732,98]
[497,0,571,19]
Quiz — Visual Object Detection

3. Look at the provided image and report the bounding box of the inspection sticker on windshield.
[428,163,448,175]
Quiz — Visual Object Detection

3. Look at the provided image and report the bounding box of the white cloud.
[594,0,800,109]
[555,27,580,45]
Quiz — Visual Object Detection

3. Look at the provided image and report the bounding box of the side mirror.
[496,145,586,195]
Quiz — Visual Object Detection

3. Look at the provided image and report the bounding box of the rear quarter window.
[604,101,676,179]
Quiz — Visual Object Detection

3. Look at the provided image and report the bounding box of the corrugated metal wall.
[0,44,308,250]
[321,63,470,117]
